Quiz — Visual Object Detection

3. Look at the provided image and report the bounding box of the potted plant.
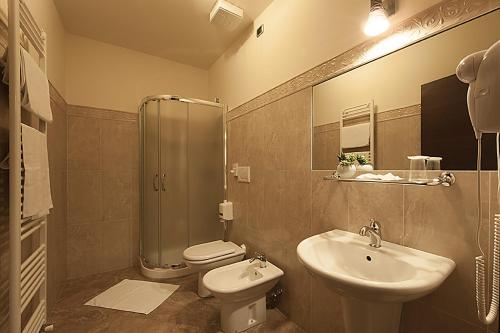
[335,152,357,179]
[354,154,374,172]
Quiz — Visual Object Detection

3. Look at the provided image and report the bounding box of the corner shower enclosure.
[139,95,225,279]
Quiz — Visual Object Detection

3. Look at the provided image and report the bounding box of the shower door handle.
[161,173,166,191]
[153,174,159,191]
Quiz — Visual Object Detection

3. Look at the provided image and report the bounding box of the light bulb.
[363,7,390,36]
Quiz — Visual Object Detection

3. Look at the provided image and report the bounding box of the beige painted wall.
[24,0,66,96]
[208,0,442,110]
[65,34,210,113]
[313,10,500,126]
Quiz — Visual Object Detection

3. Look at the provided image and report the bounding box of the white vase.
[336,164,356,179]
[356,164,374,172]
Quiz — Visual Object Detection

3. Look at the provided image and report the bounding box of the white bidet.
[203,259,283,332]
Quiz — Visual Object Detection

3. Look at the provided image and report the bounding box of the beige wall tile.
[100,119,137,171]
[97,221,131,273]
[407,115,421,156]
[228,86,486,333]
[401,301,484,333]
[312,131,327,169]
[283,170,312,244]
[312,129,340,170]
[279,247,312,332]
[47,100,67,172]
[68,170,103,223]
[46,87,68,308]
[347,182,404,244]
[67,116,100,170]
[66,105,139,279]
[260,102,288,171]
[311,171,348,234]
[403,172,489,327]
[327,129,340,169]
[226,174,249,246]
[381,117,412,170]
[283,88,312,171]
[247,108,267,172]
[375,121,385,169]
[102,170,132,221]
[66,223,101,279]
[227,115,250,166]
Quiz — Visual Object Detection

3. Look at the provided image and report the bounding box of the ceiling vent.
[210,0,243,31]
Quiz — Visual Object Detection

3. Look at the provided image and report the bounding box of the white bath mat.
[85,279,179,314]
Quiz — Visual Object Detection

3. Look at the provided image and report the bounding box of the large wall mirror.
[312,9,500,171]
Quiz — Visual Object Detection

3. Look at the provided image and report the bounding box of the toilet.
[203,259,284,333]
[183,240,246,297]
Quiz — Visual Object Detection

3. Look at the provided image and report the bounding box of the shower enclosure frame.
[138,95,228,279]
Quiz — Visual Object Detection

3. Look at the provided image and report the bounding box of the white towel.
[21,48,52,122]
[356,173,403,181]
[341,123,370,149]
[21,124,52,218]
[0,0,6,26]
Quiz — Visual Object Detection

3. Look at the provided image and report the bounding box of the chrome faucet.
[249,252,267,268]
[359,219,382,248]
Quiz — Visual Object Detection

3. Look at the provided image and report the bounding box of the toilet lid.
[183,240,237,261]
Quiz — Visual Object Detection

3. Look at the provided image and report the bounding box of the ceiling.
[53,0,273,69]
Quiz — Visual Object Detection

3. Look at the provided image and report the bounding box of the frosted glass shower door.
[159,100,189,266]
[188,103,224,245]
[140,96,225,270]
[142,101,160,266]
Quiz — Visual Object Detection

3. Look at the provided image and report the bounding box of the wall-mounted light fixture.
[363,0,395,37]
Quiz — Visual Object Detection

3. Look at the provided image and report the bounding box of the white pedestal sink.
[297,230,455,333]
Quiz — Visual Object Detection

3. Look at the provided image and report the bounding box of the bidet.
[203,259,284,333]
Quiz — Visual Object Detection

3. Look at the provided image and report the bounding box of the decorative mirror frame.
[227,0,500,121]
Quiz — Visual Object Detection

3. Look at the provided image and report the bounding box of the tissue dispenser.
[219,200,233,221]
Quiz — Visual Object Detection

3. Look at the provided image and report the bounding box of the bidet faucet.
[249,252,267,268]
[359,219,382,248]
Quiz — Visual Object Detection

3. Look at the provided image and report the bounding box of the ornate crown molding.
[227,0,500,121]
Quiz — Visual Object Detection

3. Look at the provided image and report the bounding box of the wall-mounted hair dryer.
[456,40,500,326]
[457,41,500,138]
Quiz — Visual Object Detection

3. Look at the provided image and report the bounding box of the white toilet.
[183,240,246,297]
[203,259,284,333]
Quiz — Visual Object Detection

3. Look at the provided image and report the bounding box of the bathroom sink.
[297,229,455,302]
[297,229,455,333]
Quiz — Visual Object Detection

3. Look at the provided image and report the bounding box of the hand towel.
[341,123,370,149]
[21,124,52,218]
[21,48,52,122]
[0,0,6,25]
[356,173,403,181]
[1,47,26,89]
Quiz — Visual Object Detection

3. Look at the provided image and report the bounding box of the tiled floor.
[48,267,304,333]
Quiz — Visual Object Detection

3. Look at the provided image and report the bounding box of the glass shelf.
[323,172,456,187]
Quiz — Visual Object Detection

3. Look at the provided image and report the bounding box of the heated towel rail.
[340,101,375,165]
[4,1,50,332]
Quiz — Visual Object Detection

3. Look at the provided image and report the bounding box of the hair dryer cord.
[475,135,500,325]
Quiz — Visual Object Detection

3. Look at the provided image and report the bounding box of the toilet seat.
[183,240,245,264]
[183,240,246,298]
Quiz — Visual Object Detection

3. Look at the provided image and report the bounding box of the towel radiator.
[340,101,375,165]
[5,1,50,332]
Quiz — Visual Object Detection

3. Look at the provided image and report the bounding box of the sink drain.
[366,256,372,262]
